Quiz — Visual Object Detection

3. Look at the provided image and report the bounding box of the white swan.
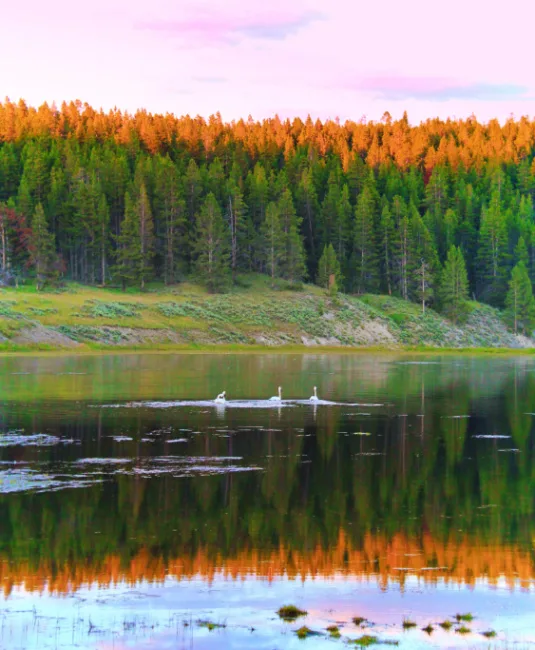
[214,391,226,403]
[269,386,282,402]
[309,386,319,402]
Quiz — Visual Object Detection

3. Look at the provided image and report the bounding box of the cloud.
[136,11,323,47]
[192,76,227,84]
[355,76,531,102]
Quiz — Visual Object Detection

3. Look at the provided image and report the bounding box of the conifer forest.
[2,99,535,325]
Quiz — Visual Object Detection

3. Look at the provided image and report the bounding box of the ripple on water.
[92,399,384,410]
[0,432,75,447]
[0,469,101,494]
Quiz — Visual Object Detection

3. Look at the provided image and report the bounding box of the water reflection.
[0,355,535,648]
[0,354,534,605]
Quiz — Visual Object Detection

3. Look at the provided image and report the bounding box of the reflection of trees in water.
[1,356,535,592]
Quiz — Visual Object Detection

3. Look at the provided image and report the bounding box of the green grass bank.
[0,275,533,353]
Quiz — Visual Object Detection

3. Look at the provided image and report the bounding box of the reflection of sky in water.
[2,353,535,648]
[2,576,535,649]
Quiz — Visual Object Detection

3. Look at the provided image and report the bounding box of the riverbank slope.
[0,276,532,351]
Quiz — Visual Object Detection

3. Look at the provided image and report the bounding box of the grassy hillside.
[0,275,532,351]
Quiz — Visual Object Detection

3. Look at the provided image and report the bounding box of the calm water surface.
[1,353,535,649]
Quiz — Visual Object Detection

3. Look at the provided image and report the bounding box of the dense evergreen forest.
[2,99,535,326]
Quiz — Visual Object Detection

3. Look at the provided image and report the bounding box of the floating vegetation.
[197,619,226,631]
[456,625,471,634]
[422,624,434,634]
[481,630,497,638]
[455,613,474,622]
[327,625,341,638]
[402,619,417,629]
[352,617,367,626]
[438,620,453,630]
[277,605,308,621]
[350,635,398,647]
[351,635,379,646]
[295,626,321,639]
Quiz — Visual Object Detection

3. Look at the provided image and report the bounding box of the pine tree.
[296,168,319,271]
[137,184,155,289]
[261,202,284,286]
[317,243,342,291]
[476,192,508,305]
[97,193,110,285]
[336,184,352,282]
[194,193,230,292]
[352,186,379,293]
[409,206,439,309]
[226,179,249,279]
[278,189,306,283]
[113,193,142,290]
[414,260,434,314]
[505,262,535,335]
[514,236,529,267]
[29,203,58,290]
[439,246,470,322]
[319,172,340,252]
[378,203,396,296]
[153,156,186,284]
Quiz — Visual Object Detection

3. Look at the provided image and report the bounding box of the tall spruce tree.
[261,202,284,286]
[317,243,342,291]
[378,202,396,296]
[505,262,535,335]
[439,245,470,322]
[153,157,185,284]
[29,203,58,290]
[352,186,379,293]
[226,179,249,279]
[278,189,306,283]
[476,192,508,305]
[113,193,142,290]
[194,192,230,292]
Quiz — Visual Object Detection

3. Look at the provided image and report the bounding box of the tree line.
[2,100,535,330]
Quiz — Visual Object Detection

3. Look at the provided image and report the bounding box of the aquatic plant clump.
[351,635,379,646]
[295,626,320,639]
[402,618,417,629]
[327,625,341,638]
[439,620,453,630]
[353,616,367,626]
[277,605,308,621]
[455,612,474,622]
[197,619,226,631]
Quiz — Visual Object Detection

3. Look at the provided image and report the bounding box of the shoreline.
[1,342,535,356]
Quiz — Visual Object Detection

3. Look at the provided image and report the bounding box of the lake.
[1,352,534,649]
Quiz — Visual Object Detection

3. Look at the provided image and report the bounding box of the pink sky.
[1,0,534,124]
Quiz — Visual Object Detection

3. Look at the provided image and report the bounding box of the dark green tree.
[29,203,58,290]
[352,186,379,293]
[439,245,470,322]
[261,202,284,286]
[505,262,535,335]
[194,192,230,292]
[317,243,342,291]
